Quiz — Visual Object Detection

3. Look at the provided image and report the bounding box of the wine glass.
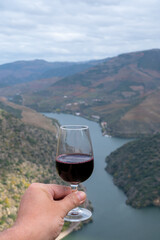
[56,125,94,222]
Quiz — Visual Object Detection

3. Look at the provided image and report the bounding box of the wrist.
[0,222,35,240]
[0,225,24,240]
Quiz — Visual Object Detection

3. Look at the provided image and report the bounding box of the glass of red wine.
[56,125,94,222]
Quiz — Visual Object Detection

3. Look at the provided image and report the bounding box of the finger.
[59,191,86,217]
[43,184,72,200]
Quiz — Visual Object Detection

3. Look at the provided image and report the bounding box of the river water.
[44,113,160,240]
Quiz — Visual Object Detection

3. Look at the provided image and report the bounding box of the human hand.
[8,183,86,240]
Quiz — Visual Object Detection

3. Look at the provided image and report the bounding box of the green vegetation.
[0,108,59,230]
[0,101,22,118]
[10,95,23,105]
[106,134,160,208]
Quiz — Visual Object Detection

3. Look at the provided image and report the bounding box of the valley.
[0,49,160,137]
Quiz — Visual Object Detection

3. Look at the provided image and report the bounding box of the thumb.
[59,191,86,217]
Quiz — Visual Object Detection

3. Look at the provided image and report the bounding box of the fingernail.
[76,191,86,203]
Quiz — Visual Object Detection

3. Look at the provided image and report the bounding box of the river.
[44,113,160,240]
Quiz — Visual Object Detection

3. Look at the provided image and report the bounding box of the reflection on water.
[44,113,160,240]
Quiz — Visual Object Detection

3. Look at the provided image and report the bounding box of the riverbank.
[56,222,81,240]
[106,133,160,208]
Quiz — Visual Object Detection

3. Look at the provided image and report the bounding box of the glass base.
[64,207,92,222]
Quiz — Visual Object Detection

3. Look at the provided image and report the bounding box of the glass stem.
[71,184,78,192]
[70,184,79,215]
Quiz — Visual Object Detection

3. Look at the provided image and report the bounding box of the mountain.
[23,49,160,137]
[0,59,105,87]
[0,49,160,137]
[106,134,160,208]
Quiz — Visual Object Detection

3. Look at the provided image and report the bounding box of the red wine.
[56,154,94,184]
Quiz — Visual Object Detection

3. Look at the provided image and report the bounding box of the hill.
[0,106,60,230]
[0,49,160,137]
[106,134,160,208]
[0,97,57,133]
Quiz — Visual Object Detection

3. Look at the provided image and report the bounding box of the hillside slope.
[0,97,57,133]
[106,134,160,208]
[0,105,60,230]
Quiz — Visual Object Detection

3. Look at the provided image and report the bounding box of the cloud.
[0,0,160,64]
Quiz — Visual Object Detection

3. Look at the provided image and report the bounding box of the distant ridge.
[0,58,106,87]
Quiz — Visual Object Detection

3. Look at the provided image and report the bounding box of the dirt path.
[56,222,81,240]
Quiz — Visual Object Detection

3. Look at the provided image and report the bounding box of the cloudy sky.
[0,0,160,64]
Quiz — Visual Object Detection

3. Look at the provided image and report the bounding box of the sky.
[0,0,160,64]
